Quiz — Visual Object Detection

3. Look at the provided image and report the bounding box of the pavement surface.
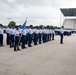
[0,34,76,75]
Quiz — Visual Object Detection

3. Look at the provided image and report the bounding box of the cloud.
[51,0,76,8]
[0,0,76,26]
[15,0,52,7]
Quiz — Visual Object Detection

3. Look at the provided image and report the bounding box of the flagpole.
[18,17,28,48]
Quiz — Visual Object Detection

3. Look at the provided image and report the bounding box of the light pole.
[7,18,12,25]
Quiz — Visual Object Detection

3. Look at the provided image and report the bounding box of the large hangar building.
[60,8,76,29]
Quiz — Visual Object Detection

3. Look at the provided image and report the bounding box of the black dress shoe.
[28,46,32,47]
[22,47,27,49]
[14,50,17,52]
[17,49,21,51]
[61,43,64,44]
[24,47,27,48]
[1,45,4,46]
[22,48,24,49]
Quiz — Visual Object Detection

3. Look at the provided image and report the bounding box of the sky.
[0,0,76,26]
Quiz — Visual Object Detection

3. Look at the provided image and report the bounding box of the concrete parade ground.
[0,34,76,75]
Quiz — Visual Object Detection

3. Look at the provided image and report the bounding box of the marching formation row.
[0,24,55,52]
[0,24,74,52]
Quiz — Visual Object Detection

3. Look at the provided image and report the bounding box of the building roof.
[60,8,76,16]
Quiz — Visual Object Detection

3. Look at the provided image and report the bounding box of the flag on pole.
[20,18,27,29]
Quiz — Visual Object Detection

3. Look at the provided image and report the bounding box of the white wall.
[63,19,76,29]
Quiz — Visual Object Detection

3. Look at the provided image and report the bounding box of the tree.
[39,25,44,28]
[3,25,7,28]
[8,21,16,26]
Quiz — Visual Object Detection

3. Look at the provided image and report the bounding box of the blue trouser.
[52,33,54,40]
[43,34,46,43]
[47,34,49,41]
[25,34,28,44]
[28,34,32,47]
[60,34,63,44]
[22,35,26,48]
[14,36,19,51]
[31,34,34,43]
[6,34,10,45]
[37,34,39,42]
[46,34,47,42]
[43,34,45,43]
[34,34,38,45]
[45,34,47,42]
[50,34,52,41]
[48,34,50,41]
[0,34,3,46]
[10,35,14,48]
[39,34,42,44]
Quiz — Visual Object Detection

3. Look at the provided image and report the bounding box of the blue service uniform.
[60,29,64,44]
[25,28,29,44]
[46,29,49,41]
[10,28,15,48]
[33,28,38,45]
[0,28,4,46]
[48,30,50,41]
[14,29,20,51]
[49,29,52,41]
[46,29,48,42]
[28,28,32,47]
[6,28,11,45]
[19,28,22,44]
[52,29,55,40]
[21,29,27,49]
[42,29,46,43]
[39,29,42,44]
